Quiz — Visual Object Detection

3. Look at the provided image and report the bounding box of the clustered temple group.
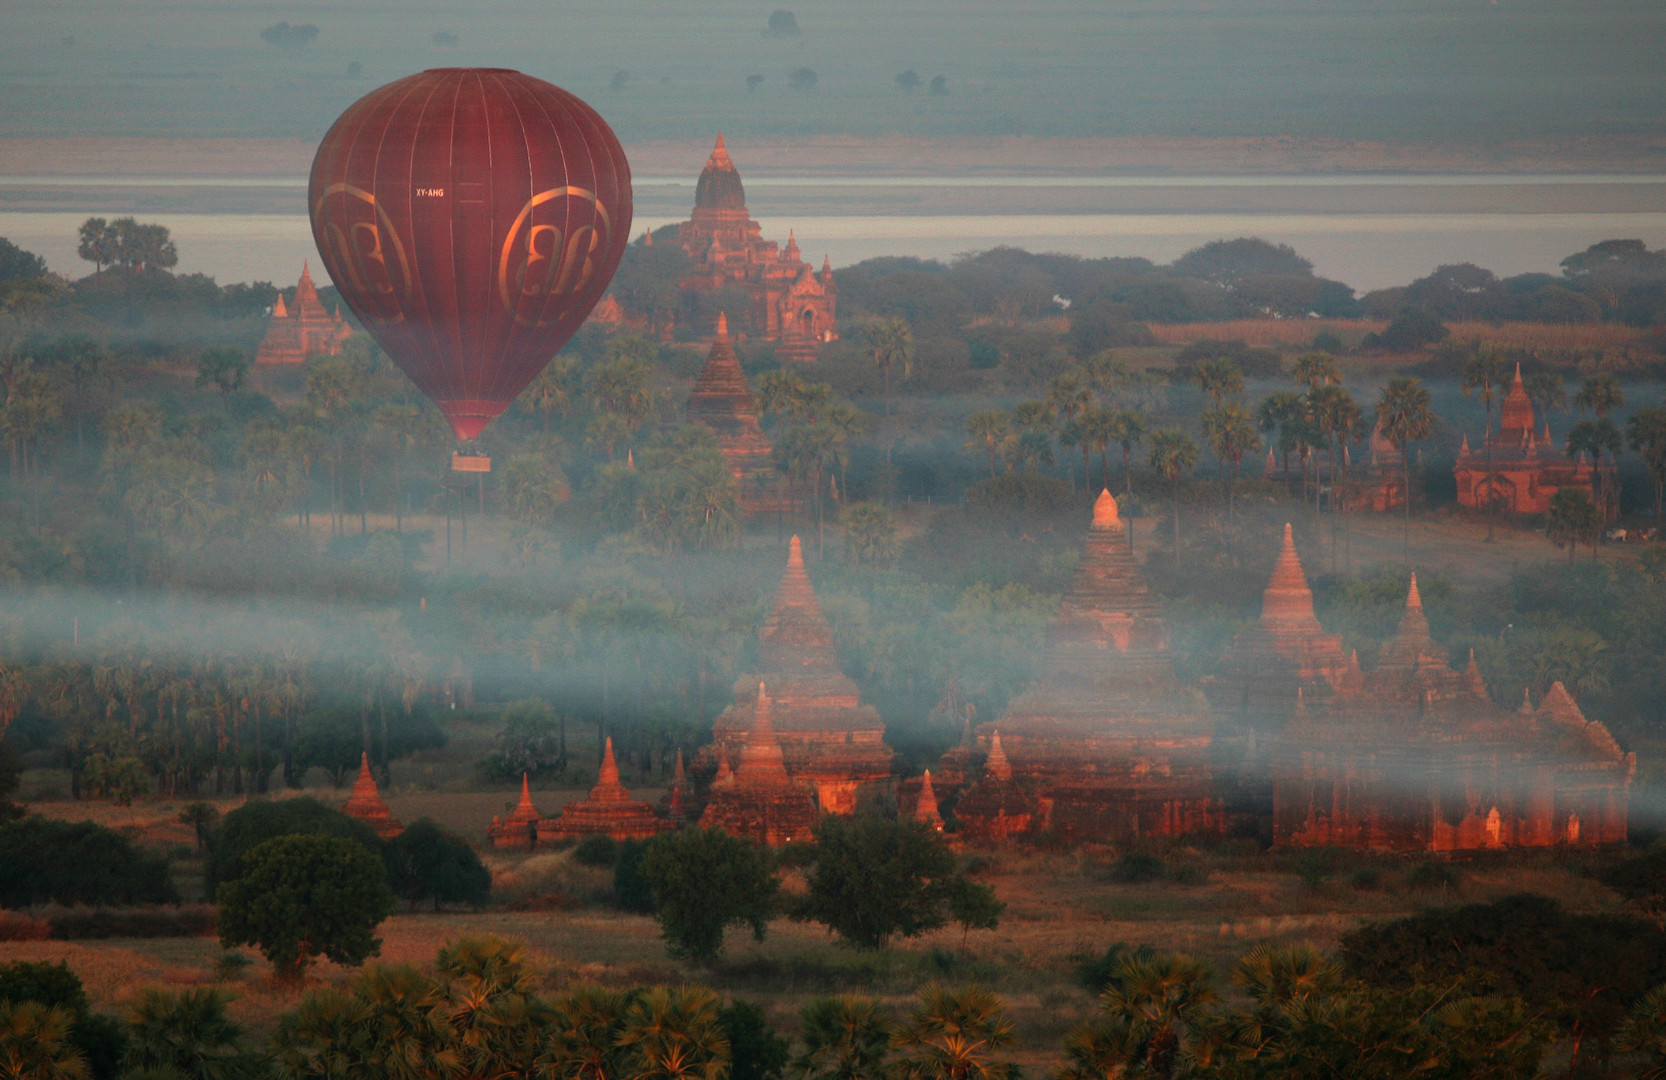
[294,136,1633,855]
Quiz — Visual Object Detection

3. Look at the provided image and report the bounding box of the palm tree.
[1098,952,1218,1079]
[522,355,576,433]
[373,402,432,532]
[1524,371,1567,426]
[1146,430,1197,565]
[1108,410,1146,498]
[1627,405,1666,520]
[618,986,730,1080]
[863,316,914,408]
[1291,351,1338,391]
[1375,376,1435,561]
[891,984,1020,1080]
[776,424,841,555]
[438,936,549,1080]
[822,402,866,498]
[123,987,248,1080]
[1617,982,1666,1080]
[1461,347,1511,539]
[794,996,895,1080]
[1231,944,1344,1011]
[1306,384,1361,515]
[1574,373,1623,418]
[0,1001,87,1080]
[1193,357,1243,406]
[270,988,374,1080]
[1049,371,1094,483]
[1567,417,1623,517]
[1200,403,1260,521]
[538,986,639,1080]
[350,965,464,1080]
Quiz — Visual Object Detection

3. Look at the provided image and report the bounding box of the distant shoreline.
[5,134,1666,179]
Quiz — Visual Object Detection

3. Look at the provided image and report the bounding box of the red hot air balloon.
[309,68,632,446]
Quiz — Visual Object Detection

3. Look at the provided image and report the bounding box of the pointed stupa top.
[696,133,746,211]
[984,731,1013,781]
[1397,572,1431,641]
[1520,686,1534,714]
[584,737,636,803]
[643,228,654,246]
[822,254,832,274]
[914,769,945,829]
[736,682,793,785]
[1459,432,1471,456]
[342,751,402,836]
[272,293,289,318]
[758,535,839,672]
[672,749,686,789]
[1499,361,1536,437]
[1260,523,1321,630]
[782,229,800,260]
[504,773,542,825]
[1092,488,1123,531]
[1462,648,1487,696]
[687,311,762,434]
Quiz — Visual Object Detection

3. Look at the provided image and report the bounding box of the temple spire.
[1092,488,1122,530]
[985,730,1013,781]
[715,312,729,339]
[708,132,732,168]
[1261,523,1319,628]
[736,682,792,785]
[914,769,945,830]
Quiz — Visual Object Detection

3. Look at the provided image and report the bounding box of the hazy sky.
[5,0,1665,143]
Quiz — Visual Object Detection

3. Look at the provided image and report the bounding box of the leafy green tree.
[891,985,1020,1080]
[1375,376,1434,558]
[195,348,249,408]
[1146,430,1197,564]
[384,819,491,911]
[483,699,567,781]
[841,502,899,568]
[1547,487,1602,563]
[76,218,118,275]
[206,796,381,889]
[638,827,778,966]
[793,816,992,950]
[216,834,396,983]
[613,839,656,914]
[720,999,788,1080]
[793,997,893,1080]
[1628,405,1666,520]
[0,1001,87,1080]
[122,988,251,1080]
[1462,347,1511,538]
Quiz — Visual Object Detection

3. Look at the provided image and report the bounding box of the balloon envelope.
[309,68,632,441]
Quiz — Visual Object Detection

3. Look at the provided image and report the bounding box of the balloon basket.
[451,451,492,473]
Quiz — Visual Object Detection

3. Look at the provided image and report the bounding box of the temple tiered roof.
[699,683,821,845]
[540,739,665,843]
[488,774,544,849]
[705,536,894,814]
[686,315,786,513]
[342,752,403,838]
[255,262,351,365]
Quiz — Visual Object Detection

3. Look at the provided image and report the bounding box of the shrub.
[573,833,619,867]
[0,910,51,940]
[1350,867,1383,891]
[1405,860,1460,891]
[1104,853,1165,884]
[613,839,656,914]
[41,904,215,940]
[639,827,778,966]
[0,816,178,907]
[720,998,790,1080]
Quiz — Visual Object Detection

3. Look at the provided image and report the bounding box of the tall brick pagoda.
[254,262,352,365]
[951,490,1220,844]
[539,738,665,843]
[342,752,403,838]
[701,536,895,814]
[677,134,838,361]
[1273,572,1633,851]
[699,683,821,845]
[686,313,791,514]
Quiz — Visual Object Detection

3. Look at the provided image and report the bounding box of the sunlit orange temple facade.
[342,752,403,838]
[1231,527,1636,851]
[685,313,792,515]
[695,536,896,819]
[1454,363,1607,516]
[254,263,351,365]
[942,491,1222,845]
[678,135,838,362]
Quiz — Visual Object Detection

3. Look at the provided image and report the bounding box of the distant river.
[3,172,1664,293]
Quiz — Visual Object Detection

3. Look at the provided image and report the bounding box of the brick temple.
[1272,568,1632,851]
[342,752,403,838]
[1454,363,1608,516]
[487,774,544,850]
[699,682,822,845]
[538,738,666,844]
[698,536,896,815]
[685,313,792,515]
[947,491,1222,844]
[254,262,352,365]
[678,134,838,361]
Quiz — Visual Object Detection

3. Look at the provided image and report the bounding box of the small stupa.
[539,738,665,843]
[342,752,403,838]
[912,769,945,832]
[488,774,544,850]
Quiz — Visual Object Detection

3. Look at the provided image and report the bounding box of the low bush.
[573,833,619,867]
[40,904,215,940]
[1104,852,1166,884]
[1405,860,1460,891]
[0,909,51,941]
[0,816,178,907]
